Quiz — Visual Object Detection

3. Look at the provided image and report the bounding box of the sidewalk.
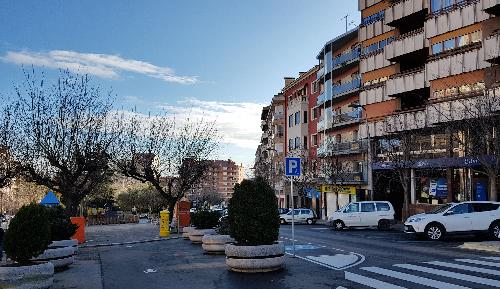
[460,241,500,253]
[53,247,103,289]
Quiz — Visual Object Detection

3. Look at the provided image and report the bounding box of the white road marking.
[143,268,157,273]
[306,254,362,270]
[395,263,500,287]
[335,287,348,289]
[310,227,329,230]
[361,267,472,289]
[425,261,500,277]
[483,257,500,261]
[455,259,500,268]
[344,271,407,289]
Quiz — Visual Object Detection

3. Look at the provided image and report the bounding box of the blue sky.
[0,0,359,170]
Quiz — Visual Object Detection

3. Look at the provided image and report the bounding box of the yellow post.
[159,210,170,237]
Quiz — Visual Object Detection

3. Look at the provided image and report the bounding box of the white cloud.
[1,50,198,84]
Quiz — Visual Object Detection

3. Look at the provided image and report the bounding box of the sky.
[0,0,359,170]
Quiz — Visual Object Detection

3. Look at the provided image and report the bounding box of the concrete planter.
[182,227,195,240]
[49,239,79,253]
[225,243,285,273]
[188,228,216,244]
[33,246,75,270]
[0,261,54,289]
[202,234,234,254]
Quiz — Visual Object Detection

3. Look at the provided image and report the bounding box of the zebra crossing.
[341,256,500,289]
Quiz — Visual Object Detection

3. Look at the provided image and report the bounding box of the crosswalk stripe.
[395,263,500,287]
[344,271,407,289]
[456,259,500,268]
[361,267,472,289]
[426,261,500,276]
[483,257,500,261]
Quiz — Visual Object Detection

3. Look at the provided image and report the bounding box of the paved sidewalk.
[53,247,103,289]
[460,241,500,253]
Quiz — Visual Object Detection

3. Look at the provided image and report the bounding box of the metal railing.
[332,47,361,69]
[333,108,362,126]
[332,78,362,97]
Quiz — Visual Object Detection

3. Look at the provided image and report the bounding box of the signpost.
[285,157,301,257]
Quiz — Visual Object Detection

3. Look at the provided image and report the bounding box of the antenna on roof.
[341,14,349,32]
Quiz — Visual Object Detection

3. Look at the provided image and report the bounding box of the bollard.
[159,210,170,237]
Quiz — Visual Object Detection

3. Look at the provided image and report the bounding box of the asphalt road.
[95,223,500,289]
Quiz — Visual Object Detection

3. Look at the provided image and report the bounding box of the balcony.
[318,139,369,157]
[386,67,426,97]
[359,16,393,42]
[483,0,500,15]
[484,33,500,63]
[426,46,490,82]
[316,91,327,106]
[360,83,390,105]
[332,77,362,99]
[359,0,384,10]
[317,111,333,132]
[273,112,284,121]
[384,109,428,133]
[317,66,325,80]
[332,47,361,73]
[425,0,490,39]
[332,108,363,128]
[384,0,428,27]
[360,50,392,74]
[384,28,427,62]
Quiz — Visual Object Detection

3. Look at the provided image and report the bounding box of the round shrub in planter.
[182,226,194,239]
[202,215,234,254]
[1,203,54,289]
[188,210,220,244]
[225,177,283,273]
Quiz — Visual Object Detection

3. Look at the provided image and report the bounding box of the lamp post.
[348,103,373,201]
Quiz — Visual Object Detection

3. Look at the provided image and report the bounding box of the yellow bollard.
[159,210,170,237]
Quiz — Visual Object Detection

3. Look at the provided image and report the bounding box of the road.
[279,224,500,289]
[88,223,500,289]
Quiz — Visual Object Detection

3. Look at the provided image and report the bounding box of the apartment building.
[283,66,319,209]
[316,28,370,218]
[358,0,500,217]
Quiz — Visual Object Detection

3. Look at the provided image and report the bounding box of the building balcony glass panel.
[384,28,426,61]
[332,108,363,127]
[384,0,427,26]
[386,67,426,97]
[332,47,361,70]
[318,139,368,156]
[316,91,331,106]
[484,33,500,63]
[316,66,325,80]
[332,77,362,98]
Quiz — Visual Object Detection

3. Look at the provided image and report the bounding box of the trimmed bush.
[46,206,79,241]
[228,177,279,246]
[4,203,51,264]
[216,216,230,235]
[190,210,220,229]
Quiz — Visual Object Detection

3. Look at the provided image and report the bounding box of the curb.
[459,242,500,253]
[80,236,181,248]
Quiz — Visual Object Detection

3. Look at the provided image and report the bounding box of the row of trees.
[0,69,220,217]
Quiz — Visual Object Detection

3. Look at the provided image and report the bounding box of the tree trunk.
[489,173,498,202]
[168,199,177,223]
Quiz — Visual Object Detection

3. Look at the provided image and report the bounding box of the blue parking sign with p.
[285,157,301,176]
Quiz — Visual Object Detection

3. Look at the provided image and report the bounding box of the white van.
[328,201,396,230]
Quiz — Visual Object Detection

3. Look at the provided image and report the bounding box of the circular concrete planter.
[202,234,234,254]
[225,243,285,273]
[188,228,216,244]
[182,227,195,239]
[49,239,78,253]
[0,261,54,289]
[33,246,75,269]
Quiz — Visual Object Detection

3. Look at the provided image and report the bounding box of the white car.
[404,201,500,241]
[280,209,317,225]
[328,201,396,231]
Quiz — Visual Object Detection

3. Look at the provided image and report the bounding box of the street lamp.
[348,103,373,201]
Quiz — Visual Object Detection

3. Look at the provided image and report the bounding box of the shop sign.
[429,178,447,198]
[476,181,487,201]
[320,185,356,195]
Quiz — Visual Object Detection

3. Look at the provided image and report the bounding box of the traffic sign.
[285,157,301,177]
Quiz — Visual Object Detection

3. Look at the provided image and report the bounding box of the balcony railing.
[384,0,427,26]
[317,108,333,132]
[332,47,361,69]
[332,77,362,98]
[386,67,425,97]
[384,28,426,61]
[318,139,369,156]
[316,66,325,80]
[273,113,284,120]
[316,91,327,106]
[484,33,499,63]
[333,108,363,126]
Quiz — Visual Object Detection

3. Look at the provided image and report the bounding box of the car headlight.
[408,217,425,223]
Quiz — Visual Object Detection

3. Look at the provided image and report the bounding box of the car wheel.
[489,221,500,240]
[280,218,286,225]
[377,219,390,231]
[425,223,445,241]
[332,220,344,231]
[306,218,313,225]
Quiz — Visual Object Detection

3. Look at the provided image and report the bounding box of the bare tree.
[0,100,21,190]
[320,151,354,210]
[113,113,220,219]
[11,69,121,215]
[287,150,317,207]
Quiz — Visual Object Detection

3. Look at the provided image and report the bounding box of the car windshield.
[427,204,453,214]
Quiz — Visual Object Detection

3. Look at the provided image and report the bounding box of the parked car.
[328,201,396,231]
[404,201,500,241]
[280,208,317,225]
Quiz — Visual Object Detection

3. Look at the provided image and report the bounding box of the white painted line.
[361,267,471,289]
[425,261,500,276]
[483,257,500,261]
[332,248,345,252]
[344,271,407,289]
[307,242,312,245]
[395,263,500,287]
[455,259,500,268]
[335,287,348,289]
[285,252,365,271]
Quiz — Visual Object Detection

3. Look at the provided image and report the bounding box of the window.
[376,203,391,211]
[470,31,481,43]
[312,81,318,93]
[294,137,300,149]
[303,136,308,149]
[312,134,318,146]
[303,111,308,124]
[345,203,359,213]
[457,34,470,47]
[443,39,455,51]
[301,210,309,215]
[471,203,500,212]
[312,107,318,120]
[432,43,443,54]
[361,203,376,212]
[352,130,358,141]
[288,115,293,127]
[295,112,300,125]
[288,138,293,150]
[448,203,471,215]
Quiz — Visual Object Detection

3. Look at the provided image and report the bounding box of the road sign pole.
[290,176,295,257]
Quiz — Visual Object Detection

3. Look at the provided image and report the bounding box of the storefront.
[321,184,357,218]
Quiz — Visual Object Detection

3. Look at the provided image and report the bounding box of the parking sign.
[285,157,301,176]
